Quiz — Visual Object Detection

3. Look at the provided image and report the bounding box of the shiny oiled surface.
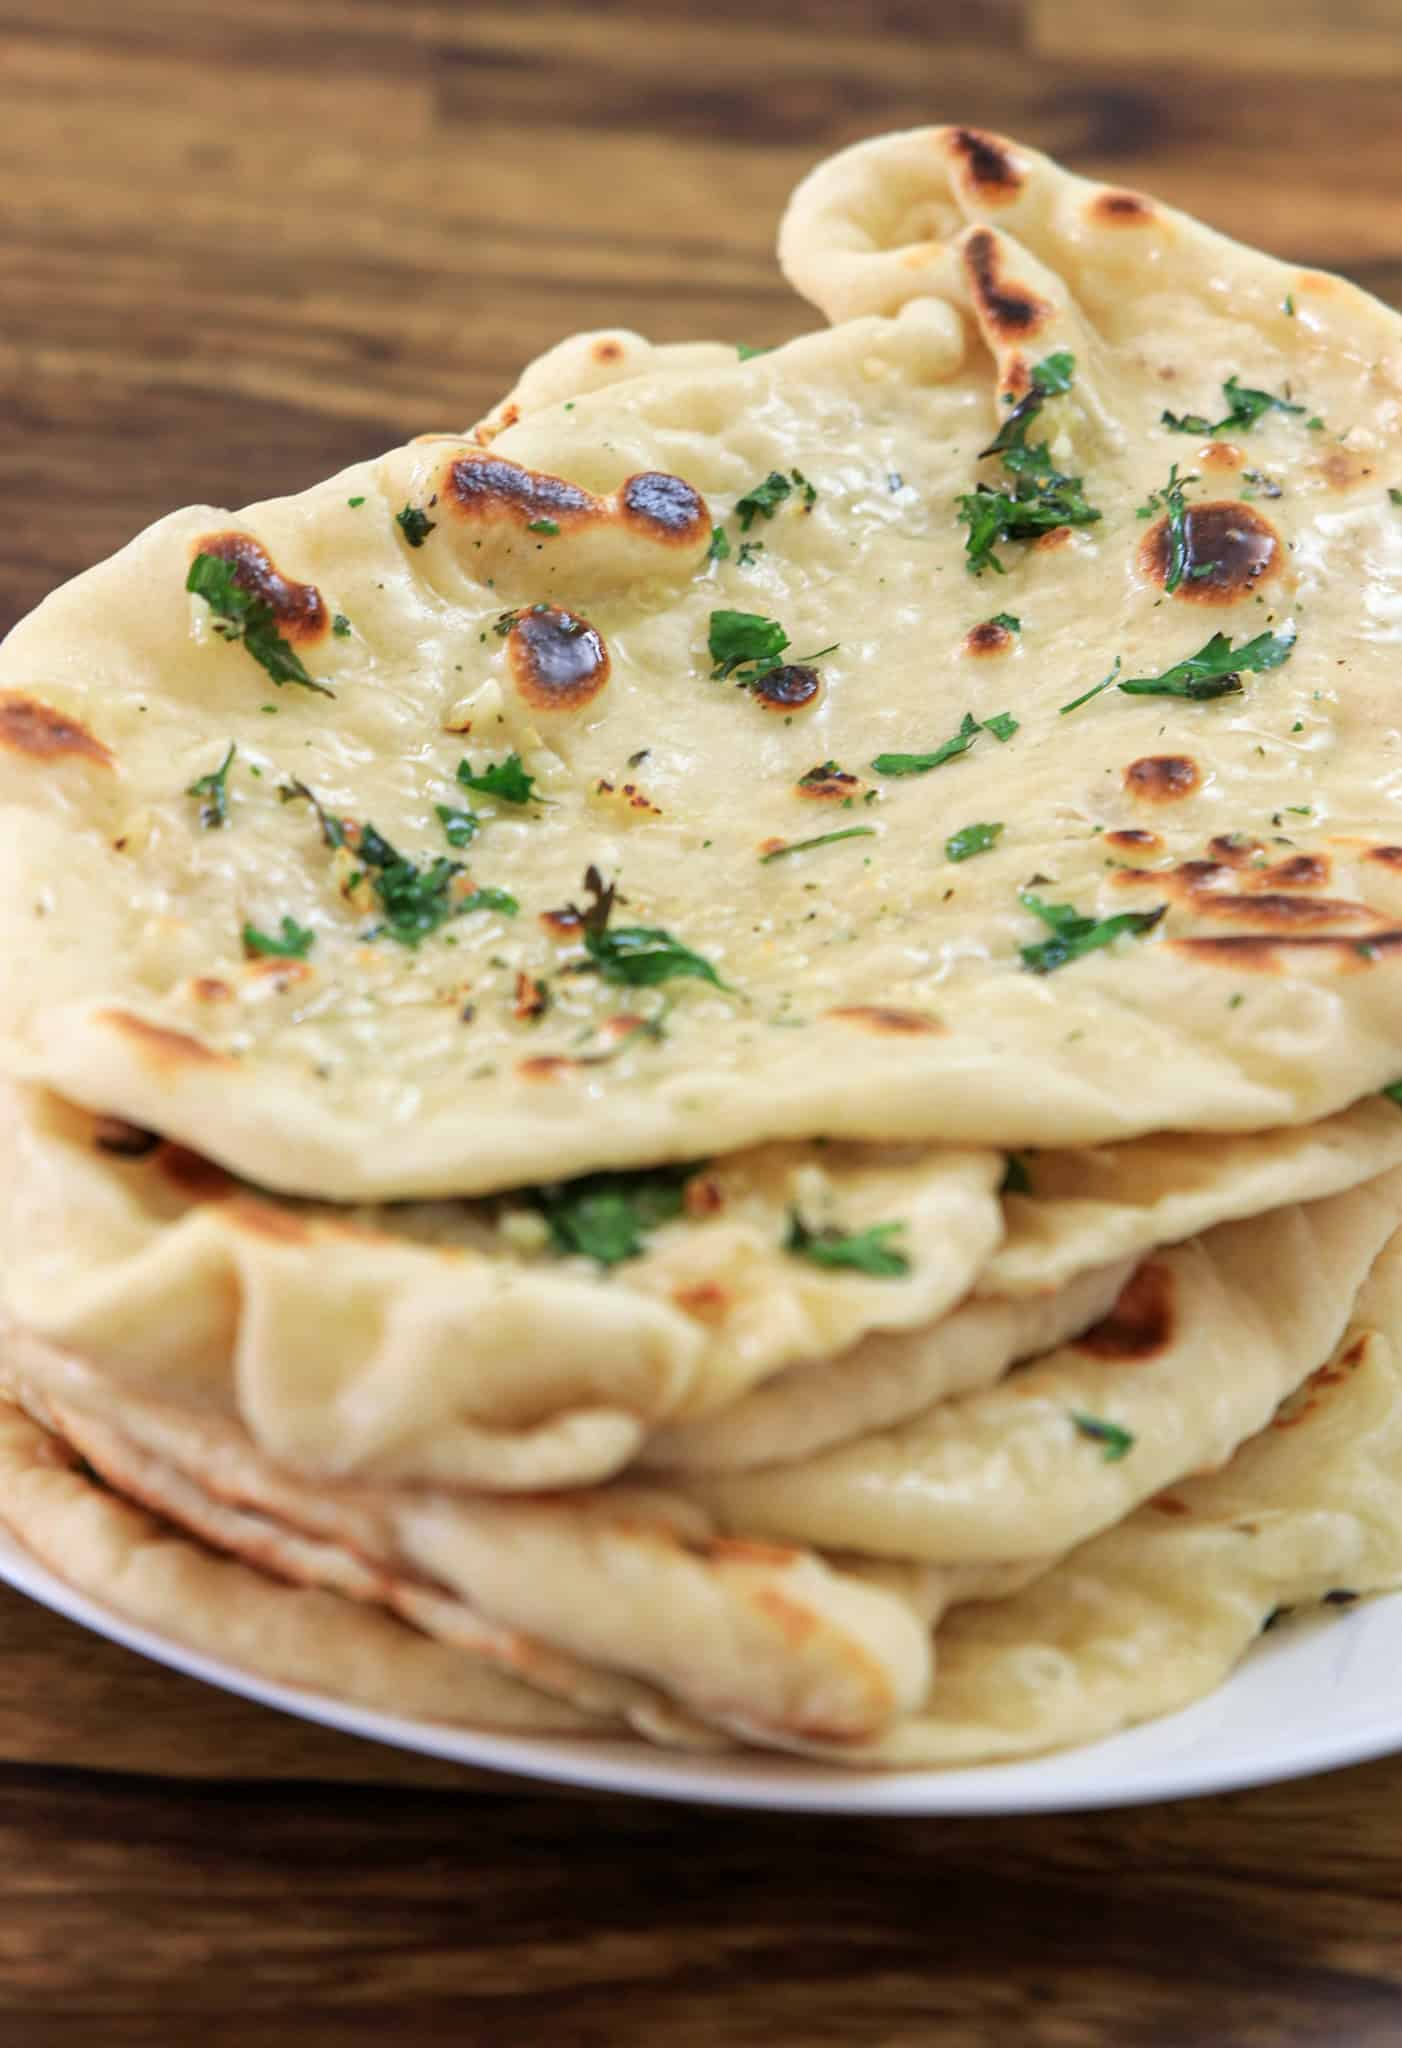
[5,0,1402,2040]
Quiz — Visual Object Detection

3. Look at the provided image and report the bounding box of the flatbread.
[0,1085,1002,1486]
[6,130,1402,1195]
[0,1397,615,1738]
[682,1171,1402,1560]
[772,1227,1402,1765]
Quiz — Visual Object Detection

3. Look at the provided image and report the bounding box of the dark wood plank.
[4,1757,1402,2047]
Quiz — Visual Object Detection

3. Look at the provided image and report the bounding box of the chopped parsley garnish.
[186,554,333,697]
[456,752,538,805]
[586,925,727,989]
[395,505,436,548]
[573,866,728,990]
[1162,374,1306,437]
[1307,415,1325,430]
[1001,1153,1032,1196]
[1018,892,1166,975]
[186,742,236,829]
[708,608,789,680]
[1383,1080,1402,1109]
[737,541,764,568]
[1070,1412,1135,1461]
[1060,658,1122,717]
[960,351,1100,574]
[945,820,1004,863]
[526,517,560,536]
[1283,295,1296,317]
[707,526,731,562]
[435,804,479,848]
[1136,463,1196,594]
[278,776,348,848]
[1119,624,1297,700]
[784,1211,911,1277]
[356,823,517,945]
[242,915,315,959]
[736,342,772,361]
[991,612,1021,632]
[528,1166,693,1267]
[871,709,1014,777]
[347,495,366,508]
[759,826,877,864]
[332,613,352,638]
[1390,489,1402,509]
[734,469,817,530]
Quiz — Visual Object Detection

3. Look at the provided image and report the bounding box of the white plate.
[4,1522,1400,1811]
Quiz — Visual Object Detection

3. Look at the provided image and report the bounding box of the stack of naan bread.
[4,125,1402,1767]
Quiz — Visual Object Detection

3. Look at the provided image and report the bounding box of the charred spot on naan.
[752,664,821,713]
[98,1010,235,1071]
[1199,441,1245,472]
[962,618,1015,657]
[508,605,610,712]
[1318,446,1376,491]
[443,455,707,549]
[1088,188,1157,226]
[1172,929,1402,972]
[796,763,861,801]
[1139,501,1281,602]
[672,1281,731,1321]
[1105,828,1162,853]
[961,228,1054,341]
[1258,853,1331,889]
[1208,833,1265,867]
[946,127,1024,203]
[1076,1261,1174,1361]
[827,1005,943,1034]
[190,977,235,1004]
[192,533,328,644]
[0,693,114,769]
[1124,755,1200,802]
[1115,858,1375,928]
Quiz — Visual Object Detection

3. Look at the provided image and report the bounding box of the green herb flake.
[1137,463,1197,594]
[736,342,772,362]
[734,469,817,532]
[186,553,333,697]
[707,526,731,562]
[946,820,1004,863]
[242,915,315,959]
[347,495,366,508]
[456,752,538,805]
[1384,1081,1402,1110]
[435,804,479,848]
[1119,624,1297,700]
[1390,489,1402,508]
[871,712,985,778]
[1018,892,1167,975]
[759,826,877,864]
[573,865,727,989]
[991,612,1021,632]
[1070,1412,1135,1461]
[785,1210,911,1277]
[1162,374,1306,437]
[1060,658,1122,717]
[1283,295,1296,316]
[526,517,560,536]
[530,1165,693,1266]
[1307,416,1326,431]
[186,742,236,829]
[395,505,436,548]
[961,351,1101,574]
[982,711,1019,742]
[332,613,352,638]
[708,608,790,682]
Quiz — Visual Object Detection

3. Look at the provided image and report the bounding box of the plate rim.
[2,1523,1399,1814]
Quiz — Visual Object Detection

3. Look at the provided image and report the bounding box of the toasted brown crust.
[0,692,113,768]
[827,1005,943,1035]
[962,228,1053,341]
[98,1010,233,1069]
[947,127,1024,202]
[193,532,327,644]
[1076,1262,1174,1361]
[1139,501,1281,602]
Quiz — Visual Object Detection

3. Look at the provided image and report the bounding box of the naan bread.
[775,1228,1402,1766]
[0,1397,616,1738]
[7,130,1402,1195]
[683,1172,1402,1560]
[0,1085,1002,1486]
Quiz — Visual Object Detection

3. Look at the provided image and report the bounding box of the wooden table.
[4,2,1402,2039]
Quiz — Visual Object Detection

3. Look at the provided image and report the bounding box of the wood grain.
[4,1,1402,2039]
